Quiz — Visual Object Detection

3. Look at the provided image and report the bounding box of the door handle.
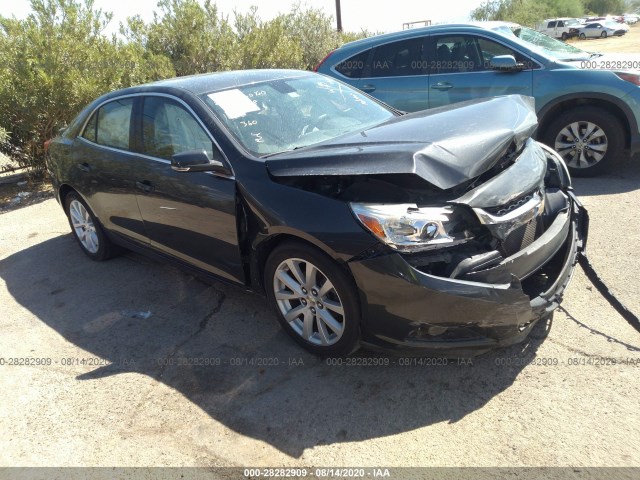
[77,162,91,173]
[361,84,376,93]
[431,82,453,90]
[135,180,154,193]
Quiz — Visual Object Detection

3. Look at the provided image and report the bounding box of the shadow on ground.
[1,234,553,457]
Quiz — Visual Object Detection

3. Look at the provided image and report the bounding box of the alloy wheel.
[273,258,345,346]
[69,199,99,254]
[554,121,608,169]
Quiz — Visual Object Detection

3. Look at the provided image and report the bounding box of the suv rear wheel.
[542,106,624,176]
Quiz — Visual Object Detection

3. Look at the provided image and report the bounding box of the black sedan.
[47,70,588,357]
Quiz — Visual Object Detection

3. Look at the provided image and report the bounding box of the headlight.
[350,203,473,252]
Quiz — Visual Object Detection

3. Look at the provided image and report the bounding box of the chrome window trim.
[78,92,235,179]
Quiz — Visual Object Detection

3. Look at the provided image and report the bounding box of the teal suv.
[316,22,640,176]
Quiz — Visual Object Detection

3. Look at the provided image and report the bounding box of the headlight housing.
[350,203,473,252]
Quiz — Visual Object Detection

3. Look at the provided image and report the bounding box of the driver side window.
[141,96,219,161]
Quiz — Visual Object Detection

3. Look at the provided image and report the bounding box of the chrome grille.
[483,191,536,216]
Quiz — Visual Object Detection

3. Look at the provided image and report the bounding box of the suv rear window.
[368,38,425,77]
[334,50,370,78]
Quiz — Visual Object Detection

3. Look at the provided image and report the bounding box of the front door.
[130,95,244,284]
[353,36,430,113]
[428,34,534,109]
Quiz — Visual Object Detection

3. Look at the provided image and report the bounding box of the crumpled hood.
[266,95,538,190]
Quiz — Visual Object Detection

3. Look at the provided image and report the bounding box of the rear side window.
[548,21,557,28]
[369,38,425,77]
[81,98,133,150]
[334,49,370,78]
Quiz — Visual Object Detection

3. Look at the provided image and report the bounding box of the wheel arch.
[247,232,360,298]
[537,94,634,149]
[58,183,77,206]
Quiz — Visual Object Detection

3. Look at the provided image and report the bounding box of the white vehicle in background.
[608,20,630,32]
[577,21,627,39]
[623,14,639,24]
[536,18,582,40]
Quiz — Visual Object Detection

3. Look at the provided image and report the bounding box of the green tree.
[472,0,585,26]
[136,0,238,76]
[584,0,625,14]
[234,7,304,69]
[0,0,174,173]
[280,3,342,70]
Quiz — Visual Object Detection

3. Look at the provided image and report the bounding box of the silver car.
[578,22,626,39]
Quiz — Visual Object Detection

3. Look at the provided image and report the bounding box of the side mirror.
[171,150,228,174]
[489,55,523,72]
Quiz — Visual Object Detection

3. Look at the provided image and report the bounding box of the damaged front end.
[266,95,588,355]
[348,140,588,355]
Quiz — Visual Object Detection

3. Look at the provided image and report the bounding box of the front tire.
[579,33,586,40]
[561,32,568,41]
[542,106,624,176]
[601,31,608,38]
[264,241,361,357]
[64,191,116,261]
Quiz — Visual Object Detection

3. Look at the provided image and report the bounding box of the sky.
[2,0,487,34]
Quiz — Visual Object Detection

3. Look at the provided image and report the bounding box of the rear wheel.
[264,241,360,357]
[64,191,116,261]
[579,33,586,40]
[561,32,568,41]
[542,106,624,176]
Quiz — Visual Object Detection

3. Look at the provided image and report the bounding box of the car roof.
[337,22,519,51]
[102,69,312,99]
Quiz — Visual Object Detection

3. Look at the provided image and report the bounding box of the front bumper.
[348,191,588,356]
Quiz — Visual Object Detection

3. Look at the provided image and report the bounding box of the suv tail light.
[314,50,336,72]
[616,72,640,86]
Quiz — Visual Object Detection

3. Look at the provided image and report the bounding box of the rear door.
[332,37,430,113]
[72,96,148,244]
[130,94,245,283]
[427,33,534,109]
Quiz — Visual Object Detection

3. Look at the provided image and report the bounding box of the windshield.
[202,75,395,157]
[497,25,590,61]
